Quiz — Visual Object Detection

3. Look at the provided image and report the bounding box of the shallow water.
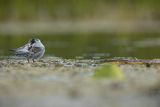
[0,32,160,59]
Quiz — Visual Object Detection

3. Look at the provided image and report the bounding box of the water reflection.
[0,32,160,59]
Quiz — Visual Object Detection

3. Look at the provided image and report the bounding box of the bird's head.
[29,38,41,45]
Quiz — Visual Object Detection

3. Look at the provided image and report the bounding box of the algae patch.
[94,64,125,80]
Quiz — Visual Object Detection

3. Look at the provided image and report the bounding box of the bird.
[10,38,45,62]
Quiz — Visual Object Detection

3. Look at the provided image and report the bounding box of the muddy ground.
[0,57,160,107]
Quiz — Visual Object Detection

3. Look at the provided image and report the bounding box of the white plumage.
[11,38,45,62]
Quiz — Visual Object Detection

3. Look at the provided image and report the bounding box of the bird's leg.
[27,58,30,63]
[32,59,35,62]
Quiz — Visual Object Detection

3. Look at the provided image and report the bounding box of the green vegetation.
[0,0,160,21]
[94,64,125,80]
[0,0,160,59]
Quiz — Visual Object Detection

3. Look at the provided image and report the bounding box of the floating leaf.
[94,64,125,80]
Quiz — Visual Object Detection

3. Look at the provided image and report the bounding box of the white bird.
[11,38,45,62]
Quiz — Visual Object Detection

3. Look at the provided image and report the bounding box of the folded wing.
[10,43,30,57]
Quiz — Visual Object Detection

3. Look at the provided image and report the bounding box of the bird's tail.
[9,49,16,52]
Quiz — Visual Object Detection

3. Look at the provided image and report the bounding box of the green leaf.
[94,64,125,80]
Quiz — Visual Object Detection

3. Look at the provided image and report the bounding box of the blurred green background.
[0,0,160,59]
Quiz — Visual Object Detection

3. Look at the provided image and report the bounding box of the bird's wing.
[10,43,31,57]
[12,43,30,52]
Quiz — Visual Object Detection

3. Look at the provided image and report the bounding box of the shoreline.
[0,57,159,107]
